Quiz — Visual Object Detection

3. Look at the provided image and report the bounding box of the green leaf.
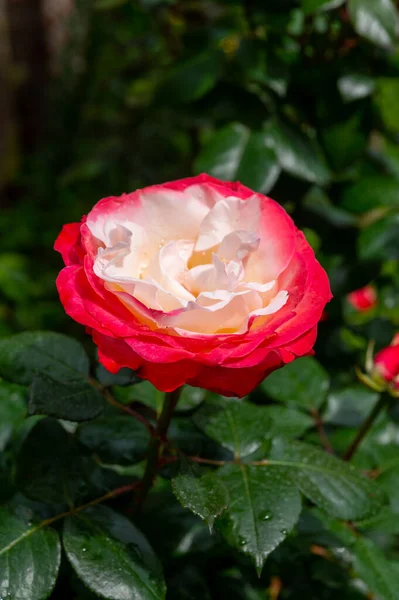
[348,0,399,49]
[358,214,399,260]
[63,505,166,600]
[194,398,271,458]
[337,74,376,103]
[96,364,135,387]
[267,406,313,438]
[195,124,280,193]
[356,506,399,533]
[0,508,61,600]
[16,418,83,504]
[157,51,223,104]
[324,386,379,427]
[353,537,399,599]
[76,416,150,465]
[376,465,399,512]
[29,373,105,422]
[304,186,357,227]
[314,508,359,547]
[172,472,229,530]
[177,386,207,411]
[218,464,302,572]
[114,381,205,412]
[303,227,322,252]
[0,253,33,302]
[0,381,27,451]
[114,380,160,408]
[168,418,227,459]
[341,176,399,214]
[264,119,330,185]
[0,331,90,385]
[302,0,345,15]
[375,78,399,132]
[321,113,367,170]
[278,442,384,520]
[261,357,330,410]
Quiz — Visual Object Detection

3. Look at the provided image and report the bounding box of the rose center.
[90,193,289,335]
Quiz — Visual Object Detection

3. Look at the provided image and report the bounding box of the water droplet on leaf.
[260,511,273,521]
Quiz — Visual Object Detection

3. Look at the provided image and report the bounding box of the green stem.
[90,378,156,436]
[137,387,182,507]
[344,393,391,461]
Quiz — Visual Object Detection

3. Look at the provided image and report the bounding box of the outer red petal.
[54,221,85,266]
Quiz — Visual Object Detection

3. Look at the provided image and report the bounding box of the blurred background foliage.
[1,1,399,597]
[1,0,399,351]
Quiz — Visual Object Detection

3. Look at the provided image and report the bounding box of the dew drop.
[260,511,273,521]
[238,537,247,546]
[81,547,87,553]
[280,528,288,535]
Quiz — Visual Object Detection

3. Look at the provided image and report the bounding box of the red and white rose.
[55,174,332,396]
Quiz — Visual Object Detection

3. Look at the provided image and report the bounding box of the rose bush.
[3,1,399,598]
[55,174,331,396]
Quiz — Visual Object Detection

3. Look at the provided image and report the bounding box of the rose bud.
[55,174,332,397]
[373,340,399,391]
[347,285,377,312]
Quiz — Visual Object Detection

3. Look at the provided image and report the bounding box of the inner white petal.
[195,195,261,252]
[91,190,290,335]
[147,240,195,303]
[250,290,289,317]
[217,230,260,262]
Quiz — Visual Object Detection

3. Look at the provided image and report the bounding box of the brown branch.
[103,389,156,436]
[344,393,391,461]
[311,409,334,455]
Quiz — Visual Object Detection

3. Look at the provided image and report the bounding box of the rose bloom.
[374,336,399,391]
[55,175,331,396]
[347,285,377,312]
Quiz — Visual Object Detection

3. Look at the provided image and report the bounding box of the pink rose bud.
[55,175,332,397]
[374,339,399,390]
[347,285,377,312]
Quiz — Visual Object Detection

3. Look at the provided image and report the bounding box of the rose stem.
[136,387,182,508]
[311,409,334,455]
[343,392,391,461]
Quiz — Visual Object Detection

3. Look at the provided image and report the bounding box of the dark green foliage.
[261,356,330,410]
[76,416,150,464]
[16,418,84,504]
[218,464,302,573]
[172,472,229,530]
[63,506,166,600]
[2,0,399,598]
[0,508,61,600]
[194,397,271,457]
